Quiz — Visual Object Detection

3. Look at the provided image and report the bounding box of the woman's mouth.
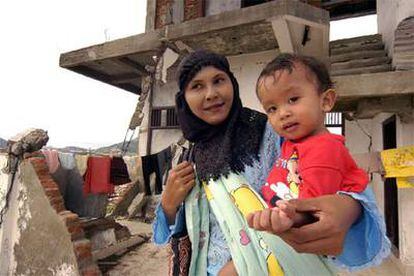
[205,102,225,111]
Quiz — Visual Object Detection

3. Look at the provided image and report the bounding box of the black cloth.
[175,50,267,182]
[142,147,172,195]
[110,157,131,185]
[51,166,85,216]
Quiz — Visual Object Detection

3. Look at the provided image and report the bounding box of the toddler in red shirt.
[247,53,368,233]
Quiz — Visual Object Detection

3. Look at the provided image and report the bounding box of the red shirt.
[83,156,114,195]
[262,133,368,207]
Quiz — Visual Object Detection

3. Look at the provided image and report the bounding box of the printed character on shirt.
[261,133,369,207]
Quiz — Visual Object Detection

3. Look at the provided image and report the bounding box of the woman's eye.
[214,77,225,84]
[191,83,202,90]
[288,97,299,104]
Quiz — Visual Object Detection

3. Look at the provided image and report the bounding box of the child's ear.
[321,89,337,112]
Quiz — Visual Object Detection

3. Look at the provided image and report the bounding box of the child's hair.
[256,53,334,95]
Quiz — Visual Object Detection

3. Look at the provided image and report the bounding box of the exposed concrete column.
[138,74,153,156]
[397,119,414,275]
[145,0,157,32]
[269,14,329,65]
[270,16,295,53]
[398,187,414,274]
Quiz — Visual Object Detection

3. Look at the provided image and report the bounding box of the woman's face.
[184,66,234,125]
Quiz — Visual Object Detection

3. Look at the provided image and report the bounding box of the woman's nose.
[205,85,218,100]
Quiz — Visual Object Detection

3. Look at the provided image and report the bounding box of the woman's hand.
[161,161,195,224]
[276,194,361,256]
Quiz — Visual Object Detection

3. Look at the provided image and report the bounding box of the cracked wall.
[0,160,79,276]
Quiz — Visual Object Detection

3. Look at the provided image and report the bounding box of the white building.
[60,0,414,273]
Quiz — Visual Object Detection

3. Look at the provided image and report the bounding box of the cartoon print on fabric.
[266,151,301,200]
[286,152,300,197]
[239,229,251,246]
[257,237,282,275]
[229,184,267,216]
[223,179,283,274]
[268,182,294,200]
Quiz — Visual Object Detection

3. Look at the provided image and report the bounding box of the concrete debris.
[127,192,148,219]
[3,128,49,174]
[144,194,162,222]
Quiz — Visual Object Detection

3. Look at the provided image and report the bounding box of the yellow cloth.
[396,177,414,188]
[381,146,414,188]
[74,154,89,176]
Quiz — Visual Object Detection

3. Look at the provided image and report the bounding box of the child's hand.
[276,200,296,221]
[246,201,295,234]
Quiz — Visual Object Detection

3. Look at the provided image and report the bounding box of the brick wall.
[184,0,205,21]
[154,0,205,28]
[155,0,173,29]
[29,156,101,276]
[300,0,322,8]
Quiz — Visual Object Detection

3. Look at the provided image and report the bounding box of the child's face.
[257,63,336,141]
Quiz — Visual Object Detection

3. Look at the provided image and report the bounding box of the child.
[247,53,368,233]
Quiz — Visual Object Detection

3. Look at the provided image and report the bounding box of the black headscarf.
[175,50,267,182]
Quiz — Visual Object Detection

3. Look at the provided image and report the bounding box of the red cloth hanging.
[83,156,114,195]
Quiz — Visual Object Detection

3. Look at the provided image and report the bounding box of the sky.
[0,1,376,148]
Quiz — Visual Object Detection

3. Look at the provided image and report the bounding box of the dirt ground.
[104,220,169,276]
[105,220,403,276]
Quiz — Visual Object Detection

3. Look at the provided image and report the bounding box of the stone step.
[330,42,384,56]
[330,49,386,63]
[396,63,414,71]
[395,26,414,34]
[393,52,414,60]
[394,44,414,53]
[397,17,414,28]
[394,37,414,47]
[394,57,414,69]
[395,32,414,41]
[330,34,382,48]
[396,23,414,30]
[331,63,392,76]
[331,56,391,71]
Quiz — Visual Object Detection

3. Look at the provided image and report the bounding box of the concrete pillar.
[269,14,329,65]
[146,0,157,32]
[398,188,414,273]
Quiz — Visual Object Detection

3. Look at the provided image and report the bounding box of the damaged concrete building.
[58,0,414,274]
[0,129,152,275]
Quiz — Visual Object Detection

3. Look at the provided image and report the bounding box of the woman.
[153,50,389,275]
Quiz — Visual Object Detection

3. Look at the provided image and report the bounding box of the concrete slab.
[0,161,79,275]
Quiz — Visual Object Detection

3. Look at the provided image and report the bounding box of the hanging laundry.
[83,156,114,195]
[141,147,172,195]
[381,145,414,188]
[123,155,142,183]
[141,154,158,195]
[75,154,89,176]
[41,149,60,174]
[51,165,85,216]
[58,152,76,170]
[157,147,172,188]
[110,156,131,185]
